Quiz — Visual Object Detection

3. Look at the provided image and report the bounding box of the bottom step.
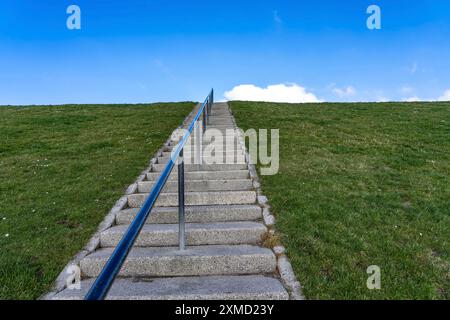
[51,275,289,300]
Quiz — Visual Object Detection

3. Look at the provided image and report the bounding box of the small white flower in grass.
[5,234,9,237]
[420,233,423,236]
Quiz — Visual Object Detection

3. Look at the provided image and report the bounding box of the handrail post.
[178,148,185,251]
[206,100,209,125]
[203,109,207,134]
[207,98,211,123]
[195,120,202,166]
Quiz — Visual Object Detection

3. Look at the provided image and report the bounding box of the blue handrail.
[84,89,214,300]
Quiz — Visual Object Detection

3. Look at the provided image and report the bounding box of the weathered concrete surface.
[116,205,262,225]
[52,275,289,300]
[152,163,248,172]
[137,179,253,193]
[157,155,246,165]
[100,222,267,247]
[147,169,249,181]
[80,245,276,277]
[127,190,257,207]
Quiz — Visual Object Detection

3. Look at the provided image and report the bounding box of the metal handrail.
[84,89,214,300]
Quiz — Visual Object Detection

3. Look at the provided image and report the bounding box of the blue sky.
[1,0,450,105]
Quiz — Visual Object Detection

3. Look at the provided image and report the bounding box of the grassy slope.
[230,101,450,300]
[0,102,193,299]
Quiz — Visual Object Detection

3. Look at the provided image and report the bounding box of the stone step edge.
[137,179,253,193]
[127,190,257,207]
[115,205,263,225]
[50,275,289,300]
[79,245,276,278]
[146,170,250,181]
[99,222,267,247]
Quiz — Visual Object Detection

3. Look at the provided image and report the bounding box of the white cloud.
[224,84,322,103]
[376,96,389,102]
[403,96,421,102]
[331,85,357,98]
[438,89,450,101]
[400,87,421,102]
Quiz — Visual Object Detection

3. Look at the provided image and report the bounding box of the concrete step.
[157,156,245,165]
[163,145,243,153]
[166,142,242,148]
[169,128,238,135]
[208,115,233,119]
[159,152,245,160]
[165,150,243,158]
[209,117,232,119]
[167,141,242,150]
[207,125,237,129]
[52,275,288,300]
[170,135,240,143]
[210,109,230,112]
[208,116,233,120]
[80,245,276,277]
[146,170,249,181]
[208,118,232,122]
[208,117,233,121]
[181,137,241,143]
[127,190,257,208]
[152,163,248,172]
[184,117,232,124]
[138,179,253,193]
[116,205,262,225]
[168,140,240,147]
[176,125,236,130]
[165,137,241,145]
[161,150,245,158]
[208,121,234,126]
[211,104,229,108]
[100,222,267,247]
[171,126,237,133]
[174,128,237,135]
[210,107,230,111]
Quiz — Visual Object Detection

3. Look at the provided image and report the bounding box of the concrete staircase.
[53,103,289,300]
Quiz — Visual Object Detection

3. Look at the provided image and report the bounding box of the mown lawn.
[0,102,193,299]
[230,101,450,300]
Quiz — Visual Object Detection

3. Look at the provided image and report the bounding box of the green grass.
[0,102,193,299]
[230,101,450,300]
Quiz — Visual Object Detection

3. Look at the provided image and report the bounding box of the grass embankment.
[0,102,193,299]
[230,101,450,299]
